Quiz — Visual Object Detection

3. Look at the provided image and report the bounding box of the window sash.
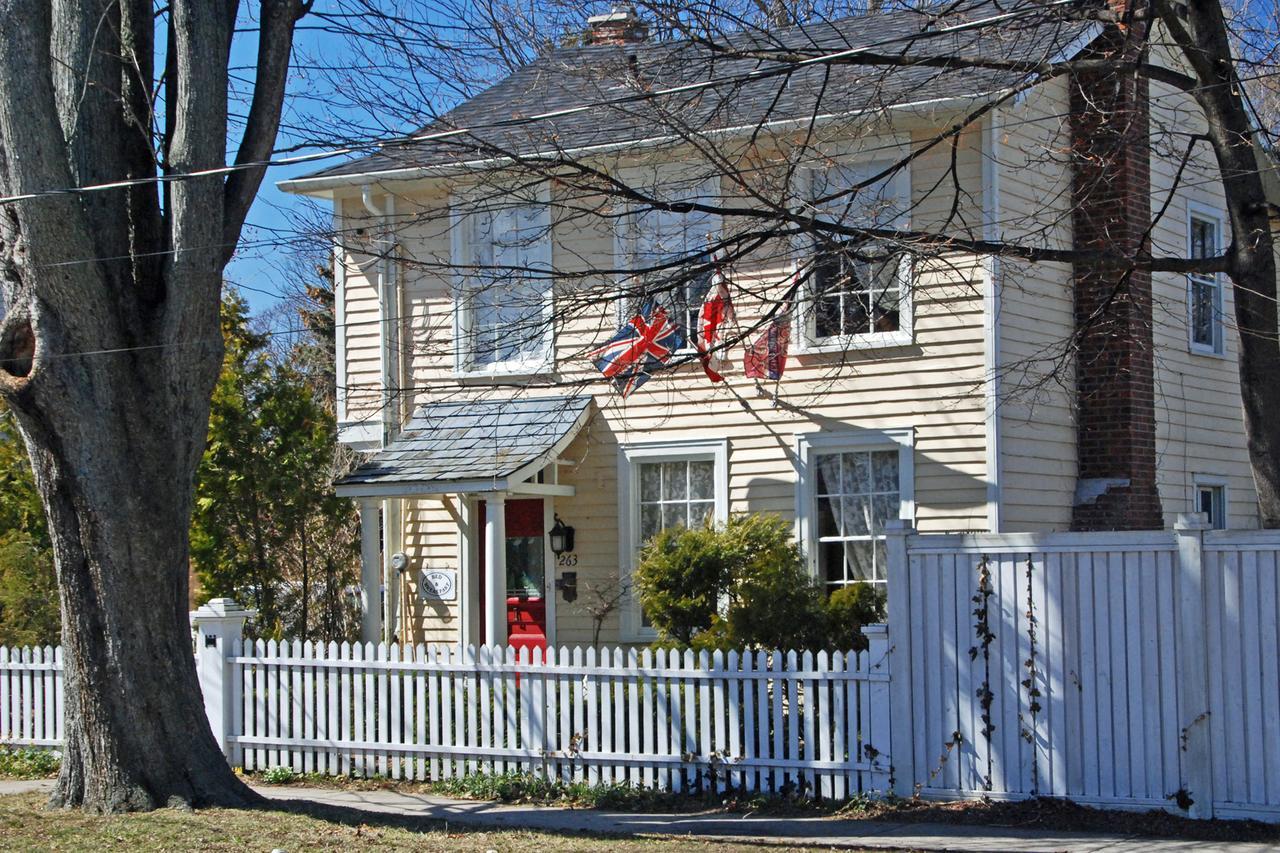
[811,448,901,587]
[811,244,905,340]
[452,191,553,373]
[1188,213,1224,353]
[618,173,720,342]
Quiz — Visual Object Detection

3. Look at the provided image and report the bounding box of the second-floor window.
[620,172,719,345]
[452,188,553,374]
[1188,210,1225,355]
[800,163,912,350]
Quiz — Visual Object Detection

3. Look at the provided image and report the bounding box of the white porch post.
[484,494,508,647]
[359,499,382,644]
[382,497,401,644]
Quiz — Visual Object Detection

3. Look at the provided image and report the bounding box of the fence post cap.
[1174,512,1212,532]
[861,623,888,637]
[884,519,915,534]
[190,598,256,627]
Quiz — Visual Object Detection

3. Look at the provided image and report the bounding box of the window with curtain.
[812,448,901,590]
[803,163,911,348]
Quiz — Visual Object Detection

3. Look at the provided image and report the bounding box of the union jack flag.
[588,299,684,398]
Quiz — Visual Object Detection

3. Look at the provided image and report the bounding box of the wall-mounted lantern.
[548,515,575,555]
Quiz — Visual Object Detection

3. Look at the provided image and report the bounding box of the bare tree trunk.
[0,0,304,811]
[1156,0,1280,526]
[21,371,255,811]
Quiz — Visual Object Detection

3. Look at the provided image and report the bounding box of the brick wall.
[1068,11,1165,530]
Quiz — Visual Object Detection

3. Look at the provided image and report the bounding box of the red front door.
[477,499,548,654]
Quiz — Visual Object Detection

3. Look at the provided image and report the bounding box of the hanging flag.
[743,306,791,381]
[588,299,684,398]
[695,254,734,383]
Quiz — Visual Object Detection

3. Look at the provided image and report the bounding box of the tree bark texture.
[0,0,305,811]
[1155,0,1280,527]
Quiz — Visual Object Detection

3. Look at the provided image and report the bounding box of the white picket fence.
[885,517,1280,822]
[0,629,891,799]
[0,646,62,748]
[226,635,891,797]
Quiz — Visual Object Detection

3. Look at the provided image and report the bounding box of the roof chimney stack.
[585,5,648,46]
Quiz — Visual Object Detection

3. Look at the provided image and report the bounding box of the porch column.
[358,499,382,644]
[484,494,507,647]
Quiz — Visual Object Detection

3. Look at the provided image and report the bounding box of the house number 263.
[557,553,578,567]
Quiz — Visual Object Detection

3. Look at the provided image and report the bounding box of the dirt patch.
[843,796,1280,844]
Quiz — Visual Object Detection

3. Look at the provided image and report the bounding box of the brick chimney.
[1068,2,1164,530]
[585,5,649,46]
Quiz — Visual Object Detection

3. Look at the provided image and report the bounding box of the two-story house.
[281,0,1270,649]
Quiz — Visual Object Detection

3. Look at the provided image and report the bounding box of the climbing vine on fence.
[1019,557,1042,795]
[969,556,996,791]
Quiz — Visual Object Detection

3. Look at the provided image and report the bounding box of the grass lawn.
[0,792,855,852]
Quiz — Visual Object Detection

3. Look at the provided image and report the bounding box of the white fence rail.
[226,636,891,797]
[886,518,1280,822]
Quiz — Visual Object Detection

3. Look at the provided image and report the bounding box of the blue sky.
[223,5,383,319]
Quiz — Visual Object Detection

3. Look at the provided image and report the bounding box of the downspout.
[982,110,1004,533]
[362,185,403,643]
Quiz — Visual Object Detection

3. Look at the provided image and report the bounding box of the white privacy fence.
[222,636,891,797]
[885,517,1280,822]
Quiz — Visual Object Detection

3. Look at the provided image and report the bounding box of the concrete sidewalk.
[2,779,1273,852]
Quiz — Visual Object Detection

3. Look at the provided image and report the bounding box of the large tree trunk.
[1157,0,1280,526]
[16,369,256,811]
[0,0,303,811]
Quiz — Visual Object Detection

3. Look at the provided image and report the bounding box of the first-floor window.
[638,459,716,541]
[798,430,913,595]
[814,449,900,590]
[620,440,728,638]
[1195,482,1227,529]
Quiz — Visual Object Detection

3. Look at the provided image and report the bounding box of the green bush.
[822,583,887,652]
[634,513,882,652]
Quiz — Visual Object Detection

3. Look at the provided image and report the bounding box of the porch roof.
[335,395,592,498]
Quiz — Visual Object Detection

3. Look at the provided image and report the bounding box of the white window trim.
[612,170,722,353]
[450,182,556,378]
[617,437,729,641]
[1192,473,1230,529]
[793,161,914,353]
[1186,202,1227,358]
[794,428,915,582]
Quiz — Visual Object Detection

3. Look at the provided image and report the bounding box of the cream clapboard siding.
[336,208,388,428]
[993,78,1079,530]
[995,68,1261,531]
[334,123,995,644]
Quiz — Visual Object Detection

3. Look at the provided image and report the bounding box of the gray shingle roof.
[299,0,1097,183]
[335,395,593,496]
